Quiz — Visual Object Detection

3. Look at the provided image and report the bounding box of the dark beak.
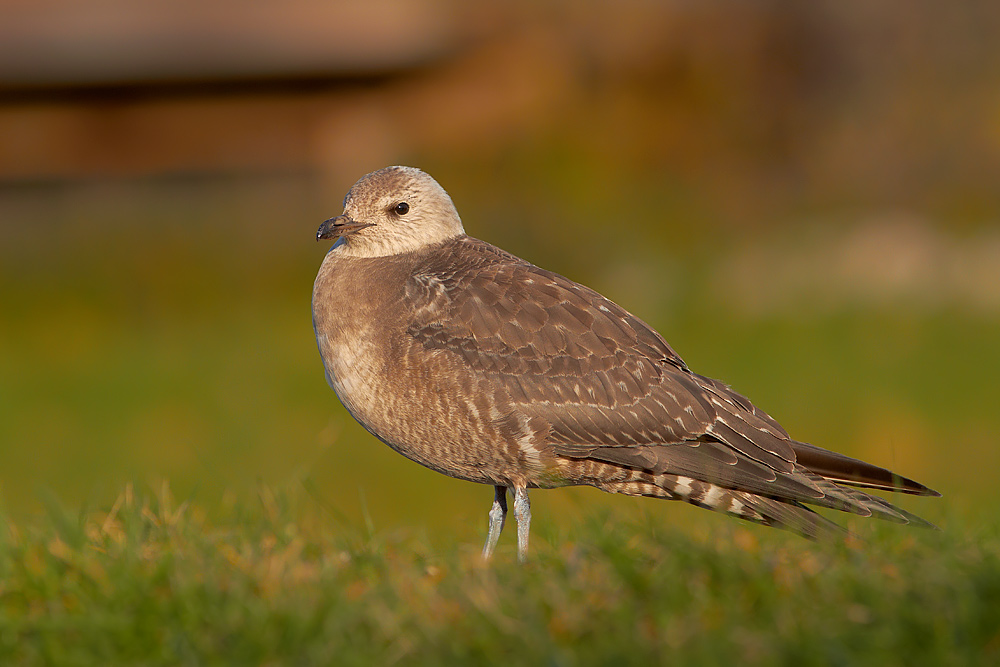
[316,215,375,241]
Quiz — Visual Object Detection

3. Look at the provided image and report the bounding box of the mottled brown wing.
[405,237,798,473]
[403,236,937,535]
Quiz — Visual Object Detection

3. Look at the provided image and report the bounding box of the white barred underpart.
[594,466,766,522]
[656,474,765,521]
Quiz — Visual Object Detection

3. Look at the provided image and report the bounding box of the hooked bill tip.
[316,216,374,242]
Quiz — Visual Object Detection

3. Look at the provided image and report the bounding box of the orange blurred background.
[1,0,998,539]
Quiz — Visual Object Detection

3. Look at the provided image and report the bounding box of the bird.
[311,165,939,562]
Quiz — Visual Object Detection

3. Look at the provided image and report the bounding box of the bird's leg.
[482,485,507,560]
[513,486,531,563]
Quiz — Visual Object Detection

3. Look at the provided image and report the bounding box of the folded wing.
[406,237,938,536]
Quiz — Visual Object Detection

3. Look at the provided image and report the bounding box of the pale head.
[319,166,466,258]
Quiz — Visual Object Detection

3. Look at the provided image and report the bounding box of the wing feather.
[404,237,937,533]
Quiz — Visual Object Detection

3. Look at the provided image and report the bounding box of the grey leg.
[482,485,507,560]
[513,486,531,563]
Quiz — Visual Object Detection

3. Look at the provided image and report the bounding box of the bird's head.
[317,166,466,257]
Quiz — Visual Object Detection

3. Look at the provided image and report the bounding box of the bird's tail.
[789,440,940,496]
[591,461,937,540]
[597,470,845,539]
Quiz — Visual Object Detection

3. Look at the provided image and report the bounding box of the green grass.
[1,484,997,666]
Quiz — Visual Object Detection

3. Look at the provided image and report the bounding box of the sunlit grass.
[0,484,997,665]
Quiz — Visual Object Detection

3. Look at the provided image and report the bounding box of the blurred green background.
[1,0,998,542]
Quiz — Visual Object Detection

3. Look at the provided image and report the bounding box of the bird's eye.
[394,202,410,216]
